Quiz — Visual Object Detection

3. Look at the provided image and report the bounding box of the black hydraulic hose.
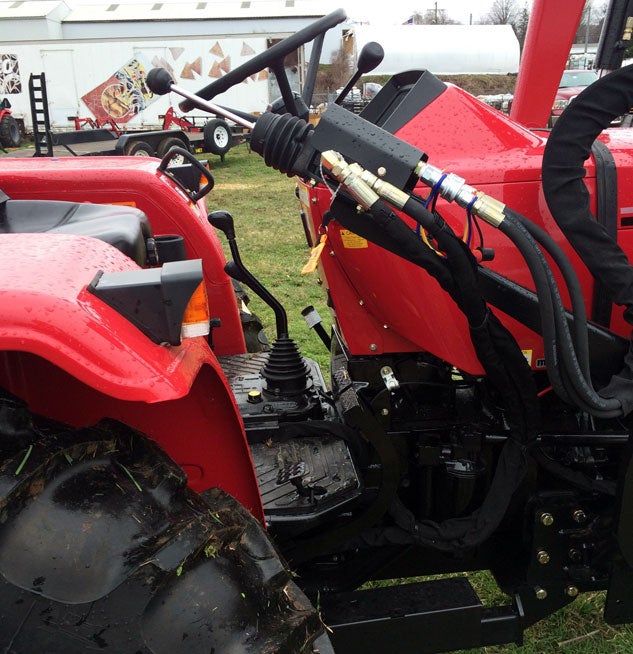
[542,63,633,416]
[401,197,539,437]
[542,63,633,323]
[500,212,623,417]
[403,196,487,326]
[501,215,600,413]
[498,215,570,403]
[506,208,591,378]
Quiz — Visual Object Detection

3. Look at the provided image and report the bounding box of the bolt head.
[540,512,554,526]
[537,550,550,565]
[566,586,579,598]
[535,587,548,600]
[377,166,387,177]
[568,548,582,562]
[369,343,377,351]
[573,509,587,524]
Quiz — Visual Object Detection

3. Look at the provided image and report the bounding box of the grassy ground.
[206,142,633,654]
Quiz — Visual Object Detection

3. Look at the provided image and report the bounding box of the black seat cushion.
[0,200,152,267]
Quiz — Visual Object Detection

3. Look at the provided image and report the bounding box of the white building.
[0,1,522,131]
[0,0,336,129]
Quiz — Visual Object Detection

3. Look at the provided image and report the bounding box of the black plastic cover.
[88,259,204,345]
[311,103,425,191]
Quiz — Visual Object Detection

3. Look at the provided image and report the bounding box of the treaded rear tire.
[0,395,327,653]
[0,115,20,148]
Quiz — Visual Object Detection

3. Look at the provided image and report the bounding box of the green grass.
[206,142,633,654]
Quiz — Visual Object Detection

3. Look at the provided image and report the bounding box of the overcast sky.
[342,1,510,25]
[64,1,534,27]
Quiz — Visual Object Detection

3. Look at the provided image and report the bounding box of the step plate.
[250,435,361,525]
[322,577,484,654]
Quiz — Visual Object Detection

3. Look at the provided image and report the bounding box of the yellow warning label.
[522,349,533,366]
[340,229,368,249]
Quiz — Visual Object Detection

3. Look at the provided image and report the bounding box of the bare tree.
[573,1,608,44]
[482,0,521,26]
[411,7,459,25]
[514,2,531,51]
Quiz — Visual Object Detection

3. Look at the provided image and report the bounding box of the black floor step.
[321,577,517,654]
[250,435,361,525]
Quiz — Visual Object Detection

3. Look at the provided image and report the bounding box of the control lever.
[334,41,385,106]
[146,67,255,130]
[208,210,310,397]
[208,210,288,339]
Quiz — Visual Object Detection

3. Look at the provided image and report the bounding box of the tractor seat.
[0,198,152,267]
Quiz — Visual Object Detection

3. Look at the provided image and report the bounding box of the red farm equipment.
[3,1,633,652]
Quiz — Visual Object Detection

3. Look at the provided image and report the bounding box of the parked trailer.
[45,123,244,159]
[30,74,246,160]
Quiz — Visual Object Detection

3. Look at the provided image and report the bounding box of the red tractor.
[2,1,633,652]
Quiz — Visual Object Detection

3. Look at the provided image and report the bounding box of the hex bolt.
[540,512,554,526]
[537,549,550,565]
[381,408,389,416]
[369,344,377,351]
[573,509,587,524]
[568,548,582,562]
[535,587,548,600]
[566,586,579,598]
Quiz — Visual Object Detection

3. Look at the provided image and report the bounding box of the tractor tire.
[0,394,328,653]
[0,114,20,148]
[157,136,187,162]
[125,140,154,156]
[203,118,233,156]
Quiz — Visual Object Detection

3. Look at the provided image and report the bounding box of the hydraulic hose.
[542,63,633,416]
[506,208,591,378]
[500,210,623,418]
[542,64,633,320]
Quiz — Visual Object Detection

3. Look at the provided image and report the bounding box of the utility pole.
[435,1,438,23]
[584,5,591,56]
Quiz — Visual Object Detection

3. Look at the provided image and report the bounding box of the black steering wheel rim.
[179,8,347,113]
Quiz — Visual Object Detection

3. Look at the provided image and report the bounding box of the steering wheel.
[179,8,347,118]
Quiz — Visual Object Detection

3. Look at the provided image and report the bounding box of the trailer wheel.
[125,140,154,156]
[157,136,187,163]
[203,118,233,155]
[0,398,329,653]
[0,114,20,148]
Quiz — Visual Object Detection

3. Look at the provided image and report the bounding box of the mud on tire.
[0,394,327,653]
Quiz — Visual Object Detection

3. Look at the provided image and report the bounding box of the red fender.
[0,233,263,520]
[0,156,247,356]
